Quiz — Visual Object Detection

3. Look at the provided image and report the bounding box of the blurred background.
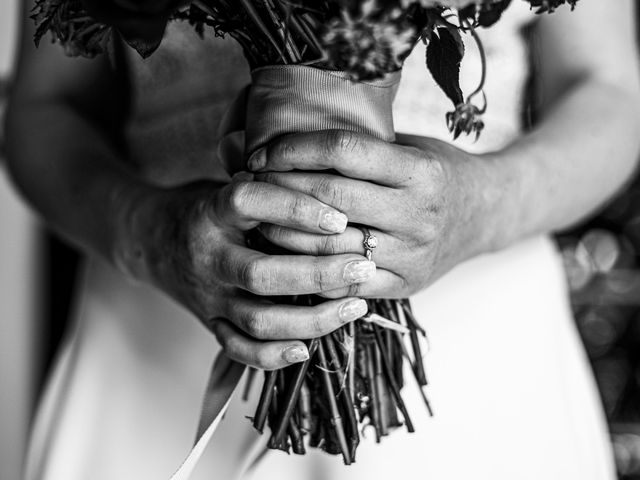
[2,2,640,479]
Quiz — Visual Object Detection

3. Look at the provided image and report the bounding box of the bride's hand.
[116,175,374,369]
[248,130,495,298]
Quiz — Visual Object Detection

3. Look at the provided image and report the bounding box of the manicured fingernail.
[339,299,368,323]
[344,260,376,283]
[319,210,348,233]
[282,345,309,364]
[247,148,267,171]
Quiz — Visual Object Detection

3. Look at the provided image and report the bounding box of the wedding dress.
[25,3,616,479]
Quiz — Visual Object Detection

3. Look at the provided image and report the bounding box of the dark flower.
[528,0,578,14]
[446,100,485,139]
[321,1,416,81]
[81,0,189,57]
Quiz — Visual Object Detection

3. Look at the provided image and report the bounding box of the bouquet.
[33,0,578,466]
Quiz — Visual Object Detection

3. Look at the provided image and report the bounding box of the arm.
[248,0,640,297]
[5,2,140,263]
[480,0,640,250]
[6,0,376,369]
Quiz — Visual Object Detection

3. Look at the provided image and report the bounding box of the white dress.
[25,4,616,479]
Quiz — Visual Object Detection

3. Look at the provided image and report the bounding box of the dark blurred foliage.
[556,180,640,479]
[551,9,640,479]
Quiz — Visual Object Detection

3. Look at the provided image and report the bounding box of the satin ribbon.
[169,355,245,480]
[170,65,401,479]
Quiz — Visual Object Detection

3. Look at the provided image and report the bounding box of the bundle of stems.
[33,0,581,463]
[248,293,433,463]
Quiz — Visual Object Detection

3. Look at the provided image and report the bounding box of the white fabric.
[25,3,616,479]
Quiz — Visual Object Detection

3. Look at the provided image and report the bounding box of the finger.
[217,131,246,176]
[225,296,368,340]
[247,130,419,187]
[218,244,378,296]
[259,224,399,270]
[211,320,309,370]
[255,172,396,228]
[319,268,409,299]
[212,180,348,233]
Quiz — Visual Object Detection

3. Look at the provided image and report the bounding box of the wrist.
[110,180,162,282]
[469,149,528,255]
[444,149,521,265]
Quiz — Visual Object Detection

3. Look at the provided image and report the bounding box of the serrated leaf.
[31,0,112,57]
[426,26,465,107]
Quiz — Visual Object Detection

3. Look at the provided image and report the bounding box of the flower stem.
[238,0,289,63]
[325,334,359,458]
[373,325,415,433]
[269,339,318,445]
[317,340,352,465]
[253,370,277,434]
[366,342,383,442]
[463,21,487,112]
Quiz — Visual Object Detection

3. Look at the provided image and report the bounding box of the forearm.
[5,98,151,266]
[480,76,640,252]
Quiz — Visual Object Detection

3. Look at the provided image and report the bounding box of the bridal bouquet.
[33,0,578,465]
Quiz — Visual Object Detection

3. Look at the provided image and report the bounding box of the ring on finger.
[359,226,378,262]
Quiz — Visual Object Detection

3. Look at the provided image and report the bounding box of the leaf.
[31,0,112,58]
[426,26,465,107]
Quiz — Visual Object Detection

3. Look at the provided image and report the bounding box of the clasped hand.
[123,130,484,370]
[250,130,485,298]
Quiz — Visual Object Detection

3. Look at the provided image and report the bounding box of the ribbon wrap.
[172,65,402,479]
[245,65,401,154]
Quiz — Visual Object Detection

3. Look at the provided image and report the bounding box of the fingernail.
[339,298,368,323]
[282,345,309,364]
[247,148,267,171]
[319,210,348,233]
[343,260,376,284]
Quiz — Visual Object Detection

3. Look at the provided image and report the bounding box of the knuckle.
[244,309,271,339]
[241,258,269,294]
[396,155,421,186]
[224,336,243,358]
[323,130,361,158]
[271,138,297,161]
[345,283,362,297]
[313,177,345,210]
[423,159,447,192]
[311,257,332,291]
[308,311,328,336]
[319,234,342,255]
[287,195,310,225]
[227,181,254,217]
[254,349,278,370]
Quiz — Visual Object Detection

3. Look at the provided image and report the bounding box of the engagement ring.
[360,227,378,262]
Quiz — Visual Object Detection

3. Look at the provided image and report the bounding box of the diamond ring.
[360,227,378,262]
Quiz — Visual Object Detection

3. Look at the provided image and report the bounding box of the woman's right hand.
[114,174,373,370]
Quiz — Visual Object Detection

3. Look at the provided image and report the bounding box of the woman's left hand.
[247,130,497,299]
